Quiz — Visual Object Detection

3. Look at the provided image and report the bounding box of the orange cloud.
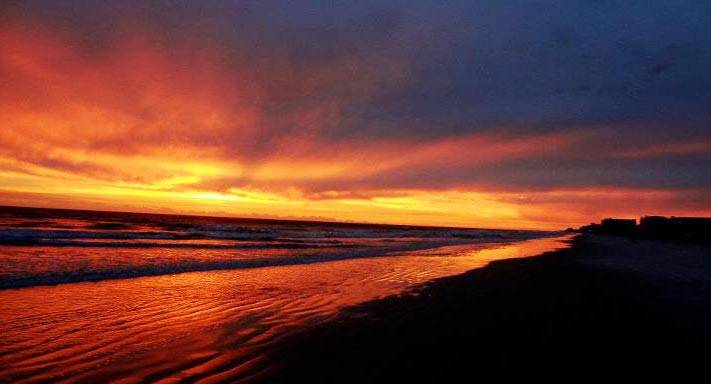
[1,19,708,231]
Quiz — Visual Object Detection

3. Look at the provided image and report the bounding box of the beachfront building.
[600,218,637,236]
[640,216,711,241]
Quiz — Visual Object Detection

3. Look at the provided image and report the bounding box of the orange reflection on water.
[0,235,570,383]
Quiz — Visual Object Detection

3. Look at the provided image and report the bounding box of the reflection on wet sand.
[0,236,569,383]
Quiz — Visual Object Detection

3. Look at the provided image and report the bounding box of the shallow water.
[0,207,569,383]
[0,207,549,289]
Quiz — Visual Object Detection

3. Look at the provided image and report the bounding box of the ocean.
[0,206,567,382]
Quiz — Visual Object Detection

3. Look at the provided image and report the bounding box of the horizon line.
[0,204,554,233]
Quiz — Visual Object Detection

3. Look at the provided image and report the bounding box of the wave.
[0,239,480,289]
[0,207,558,290]
[0,228,554,251]
[0,238,357,249]
[0,227,551,242]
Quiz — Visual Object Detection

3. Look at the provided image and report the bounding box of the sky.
[1,1,710,229]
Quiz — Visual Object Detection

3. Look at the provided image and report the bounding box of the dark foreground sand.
[255,234,711,383]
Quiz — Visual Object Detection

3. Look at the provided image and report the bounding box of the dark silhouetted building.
[577,216,711,241]
[600,218,637,236]
[640,216,711,241]
[638,216,672,237]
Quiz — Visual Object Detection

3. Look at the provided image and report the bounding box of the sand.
[256,234,711,383]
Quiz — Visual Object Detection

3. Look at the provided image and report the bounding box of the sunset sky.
[1,1,710,229]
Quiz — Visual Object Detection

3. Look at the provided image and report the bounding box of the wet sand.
[258,234,711,383]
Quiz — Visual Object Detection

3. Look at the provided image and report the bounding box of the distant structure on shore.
[572,216,711,241]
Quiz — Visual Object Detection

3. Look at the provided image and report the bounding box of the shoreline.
[256,234,711,382]
[0,237,550,291]
[0,236,567,383]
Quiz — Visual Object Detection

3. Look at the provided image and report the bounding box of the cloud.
[1,1,710,228]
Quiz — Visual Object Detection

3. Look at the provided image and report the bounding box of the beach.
[257,234,711,383]
[0,207,565,383]
[3,211,710,383]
